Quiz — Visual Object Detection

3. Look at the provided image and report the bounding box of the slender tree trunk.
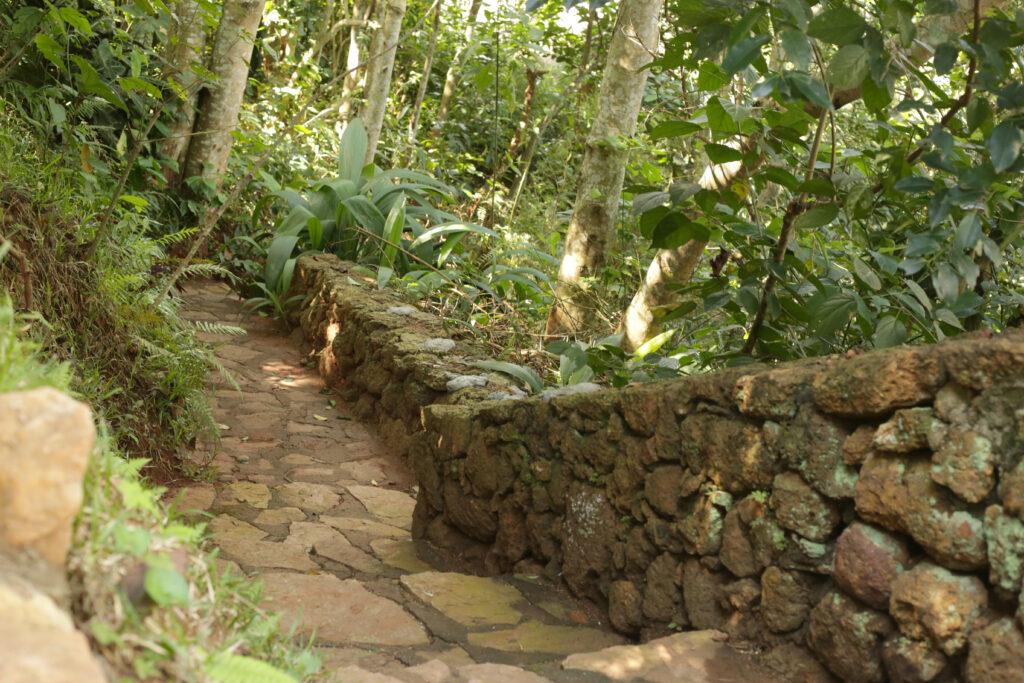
[436,0,483,123]
[339,0,372,123]
[161,0,208,185]
[544,0,663,338]
[406,0,442,148]
[181,0,266,189]
[616,0,1000,351]
[359,0,406,166]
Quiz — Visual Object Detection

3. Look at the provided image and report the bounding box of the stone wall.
[293,254,1024,682]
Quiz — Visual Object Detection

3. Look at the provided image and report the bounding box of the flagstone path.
[166,281,781,682]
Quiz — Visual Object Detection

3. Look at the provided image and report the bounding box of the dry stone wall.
[293,254,1024,682]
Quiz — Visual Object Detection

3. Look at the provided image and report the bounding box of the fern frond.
[154,227,199,247]
[190,320,247,337]
[180,262,239,284]
[206,354,241,393]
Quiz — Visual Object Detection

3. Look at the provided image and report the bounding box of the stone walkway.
[166,281,780,682]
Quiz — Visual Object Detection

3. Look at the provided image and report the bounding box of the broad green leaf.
[988,122,1021,172]
[307,215,323,250]
[468,361,543,394]
[706,97,736,134]
[696,61,730,91]
[408,222,497,249]
[792,204,839,229]
[826,45,869,90]
[118,194,149,208]
[729,8,766,46]
[117,76,162,98]
[264,235,300,291]
[559,344,589,386]
[808,7,868,45]
[872,316,907,348]
[933,42,958,74]
[633,329,675,358]
[762,167,800,190]
[852,258,882,290]
[893,176,935,193]
[649,121,701,140]
[779,27,811,70]
[144,566,189,606]
[206,653,298,683]
[652,214,710,249]
[778,0,812,31]
[721,34,770,75]
[58,7,93,35]
[338,119,368,184]
[380,198,406,268]
[787,73,833,110]
[932,263,961,302]
[813,291,858,336]
[862,76,893,113]
[704,142,743,164]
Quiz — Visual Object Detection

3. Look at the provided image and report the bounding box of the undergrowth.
[0,102,320,679]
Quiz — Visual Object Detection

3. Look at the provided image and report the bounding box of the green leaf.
[704,142,743,164]
[808,7,868,45]
[696,61,730,91]
[793,204,839,229]
[338,119,368,184]
[35,34,66,71]
[380,198,406,268]
[706,97,736,134]
[787,73,833,111]
[933,42,958,74]
[721,34,770,75]
[144,566,189,606]
[779,27,811,70]
[117,76,162,99]
[872,315,908,348]
[965,97,991,132]
[649,121,701,140]
[932,263,961,302]
[468,361,544,394]
[264,235,300,291]
[852,257,882,290]
[762,167,801,190]
[206,653,298,683]
[862,76,893,113]
[813,291,858,336]
[988,122,1021,172]
[894,176,935,193]
[652,214,710,249]
[778,0,812,30]
[118,194,149,208]
[826,45,870,90]
[58,7,93,35]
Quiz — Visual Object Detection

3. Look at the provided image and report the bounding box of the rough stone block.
[813,346,945,417]
[0,389,95,567]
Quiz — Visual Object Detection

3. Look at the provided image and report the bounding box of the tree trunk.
[339,0,372,124]
[616,0,1000,351]
[359,0,406,166]
[544,0,663,339]
[436,0,483,123]
[161,0,208,185]
[181,0,266,190]
[406,0,442,148]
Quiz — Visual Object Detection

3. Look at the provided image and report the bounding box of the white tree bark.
[181,0,266,188]
[359,0,406,166]
[544,0,663,338]
[436,0,483,123]
[339,0,370,124]
[161,0,208,184]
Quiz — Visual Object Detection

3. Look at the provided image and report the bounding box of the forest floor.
[164,280,780,682]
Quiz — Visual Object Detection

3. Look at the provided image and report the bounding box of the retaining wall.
[293,254,1024,681]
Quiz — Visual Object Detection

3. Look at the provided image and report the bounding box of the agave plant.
[258,119,497,294]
